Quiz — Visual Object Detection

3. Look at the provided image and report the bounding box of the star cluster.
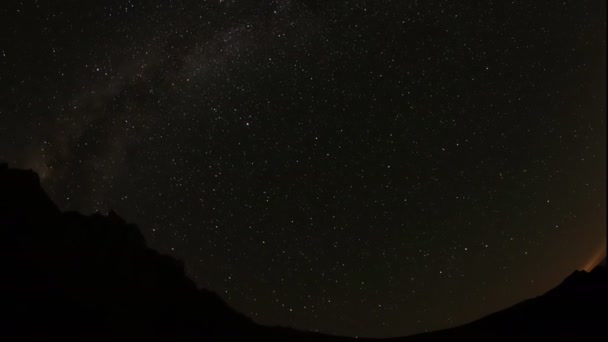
[0,0,605,337]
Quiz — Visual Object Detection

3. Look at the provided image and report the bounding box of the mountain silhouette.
[410,265,607,338]
[0,163,606,339]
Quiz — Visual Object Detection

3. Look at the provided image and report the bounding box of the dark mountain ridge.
[0,164,605,339]
[411,264,607,338]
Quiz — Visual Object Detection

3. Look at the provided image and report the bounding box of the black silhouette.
[0,164,606,339]
[411,264,607,338]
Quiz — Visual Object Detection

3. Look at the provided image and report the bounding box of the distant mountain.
[0,164,605,339]
[410,265,607,338]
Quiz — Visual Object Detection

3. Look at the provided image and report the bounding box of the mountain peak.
[0,165,262,339]
[0,164,60,220]
[564,264,607,283]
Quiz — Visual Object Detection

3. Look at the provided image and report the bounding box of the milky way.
[1,0,605,337]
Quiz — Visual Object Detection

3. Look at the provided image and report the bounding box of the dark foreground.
[1,164,605,340]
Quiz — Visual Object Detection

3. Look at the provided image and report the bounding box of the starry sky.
[0,0,606,338]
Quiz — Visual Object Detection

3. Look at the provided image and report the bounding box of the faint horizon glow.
[582,246,607,272]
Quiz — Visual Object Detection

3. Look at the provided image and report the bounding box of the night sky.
[1,0,606,338]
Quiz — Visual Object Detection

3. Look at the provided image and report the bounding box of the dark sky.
[1,0,606,338]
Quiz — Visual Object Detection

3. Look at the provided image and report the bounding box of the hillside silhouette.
[0,163,606,339]
[410,264,607,338]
